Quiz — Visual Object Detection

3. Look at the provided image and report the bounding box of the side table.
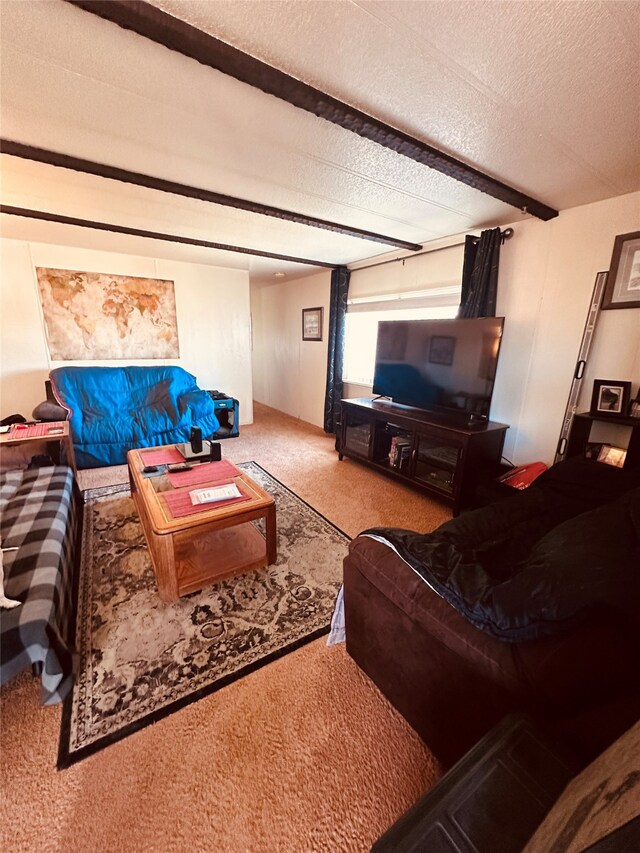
[0,421,77,474]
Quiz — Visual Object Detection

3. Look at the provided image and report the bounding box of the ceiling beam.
[65,0,558,222]
[0,205,337,268]
[0,141,422,252]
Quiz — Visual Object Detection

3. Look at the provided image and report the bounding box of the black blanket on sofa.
[361,459,640,642]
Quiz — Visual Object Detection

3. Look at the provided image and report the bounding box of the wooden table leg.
[152,533,180,602]
[265,502,277,565]
[132,483,179,602]
[63,434,77,474]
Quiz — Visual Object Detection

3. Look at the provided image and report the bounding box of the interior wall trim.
[0,141,421,253]
[65,0,558,222]
[0,205,336,269]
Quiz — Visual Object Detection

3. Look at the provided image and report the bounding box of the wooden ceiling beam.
[65,0,558,221]
[0,205,337,269]
[0,140,422,252]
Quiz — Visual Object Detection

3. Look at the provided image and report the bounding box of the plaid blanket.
[0,466,80,704]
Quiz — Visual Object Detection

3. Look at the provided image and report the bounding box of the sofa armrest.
[371,714,576,853]
[344,535,526,767]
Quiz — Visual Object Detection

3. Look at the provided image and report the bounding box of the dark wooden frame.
[602,231,640,310]
[302,307,323,341]
[590,379,632,417]
[428,335,455,366]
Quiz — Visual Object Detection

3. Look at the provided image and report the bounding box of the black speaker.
[190,426,203,454]
[209,441,221,461]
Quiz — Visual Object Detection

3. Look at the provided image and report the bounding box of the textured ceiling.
[1,0,639,282]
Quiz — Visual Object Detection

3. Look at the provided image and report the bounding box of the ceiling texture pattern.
[1,0,638,282]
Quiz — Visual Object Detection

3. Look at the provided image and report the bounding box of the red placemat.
[167,459,239,488]
[162,481,251,519]
[141,447,184,465]
[9,421,67,438]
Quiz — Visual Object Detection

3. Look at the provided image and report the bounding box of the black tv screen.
[372,317,504,422]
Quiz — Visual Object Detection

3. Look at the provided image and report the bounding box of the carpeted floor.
[1,403,449,852]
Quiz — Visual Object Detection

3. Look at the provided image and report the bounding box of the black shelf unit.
[338,398,509,515]
[566,411,640,470]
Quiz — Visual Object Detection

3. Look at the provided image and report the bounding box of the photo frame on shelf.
[602,231,640,309]
[590,379,631,417]
[302,307,323,341]
[629,397,640,419]
[597,445,627,468]
[428,335,455,365]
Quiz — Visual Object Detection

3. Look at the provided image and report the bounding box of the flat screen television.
[372,316,505,424]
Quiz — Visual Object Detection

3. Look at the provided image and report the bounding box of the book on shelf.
[389,435,411,468]
[396,443,411,471]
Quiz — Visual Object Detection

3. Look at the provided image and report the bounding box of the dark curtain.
[323,265,350,434]
[458,227,502,318]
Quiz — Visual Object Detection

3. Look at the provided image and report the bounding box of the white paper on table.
[189,484,242,505]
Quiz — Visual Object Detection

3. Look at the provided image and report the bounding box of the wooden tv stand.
[338,398,509,515]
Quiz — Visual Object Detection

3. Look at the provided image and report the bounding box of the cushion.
[523,720,640,852]
[465,487,640,641]
[359,458,640,643]
[32,400,69,422]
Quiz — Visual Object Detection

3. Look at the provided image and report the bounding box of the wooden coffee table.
[127,447,276,602]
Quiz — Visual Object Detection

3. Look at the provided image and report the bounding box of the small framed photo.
[302,307,323,341]
[630,397,640,419]
[602,231,640,309]
[428,335,455,365]
[590,379,631,417]
[597,445,627,468]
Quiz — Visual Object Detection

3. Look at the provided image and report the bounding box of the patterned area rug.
[58,462,348,768]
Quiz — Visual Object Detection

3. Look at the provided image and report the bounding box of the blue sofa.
[50,366,220,468]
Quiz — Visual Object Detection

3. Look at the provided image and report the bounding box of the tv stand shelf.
[338,398,509,515]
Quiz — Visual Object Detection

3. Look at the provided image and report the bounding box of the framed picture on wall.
[590,379,631,417]
[302,307,323,341]
[602,231,640,309]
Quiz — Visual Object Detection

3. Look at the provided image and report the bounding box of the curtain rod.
[349,227,514,274]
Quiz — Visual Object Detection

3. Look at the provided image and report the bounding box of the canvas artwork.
[36,267,180,360]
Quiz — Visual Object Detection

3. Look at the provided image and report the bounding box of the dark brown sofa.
[344,459,640,770]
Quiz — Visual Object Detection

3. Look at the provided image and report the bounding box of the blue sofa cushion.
[50,366,219,468]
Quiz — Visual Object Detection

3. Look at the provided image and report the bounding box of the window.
[343,301,459,387]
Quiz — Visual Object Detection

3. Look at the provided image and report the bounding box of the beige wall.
[0,239,254,423]
[251,270,331,429]
[345,192,640,465]
[496,191,639,464]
